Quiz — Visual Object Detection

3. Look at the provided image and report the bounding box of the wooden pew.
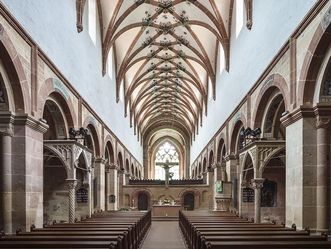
[204,241,331,249]
[179,210,331,249]
[0,210,151,249]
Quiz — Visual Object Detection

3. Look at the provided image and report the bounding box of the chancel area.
[1,0,331,248]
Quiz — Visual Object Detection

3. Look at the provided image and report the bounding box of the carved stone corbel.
[316,116,331,129]
[244,0,253,30]
[76,0,86,33]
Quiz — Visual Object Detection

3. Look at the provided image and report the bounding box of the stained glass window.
[154,142,179,180]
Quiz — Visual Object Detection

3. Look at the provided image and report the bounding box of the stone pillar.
[118,170,124,209]
[94,158,106,211]
[206,166,214,210]
[238,177,248,217]
[66,179,77,223]
[316,117,330,232]
[252,178,264,223]
[282,111,317,229]
[225,155,238,210]
[225,155,238,182]
[0,114,14,234]
[124,173,130,186]
[87,169,92,218]
[11,114,48,232]
[105,164,118,211]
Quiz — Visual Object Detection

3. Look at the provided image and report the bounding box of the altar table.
[152,205,181,217]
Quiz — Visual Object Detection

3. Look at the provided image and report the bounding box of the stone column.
[0,115,14,234]
[66,179,77,223]
[94,158,106,211]
[238,178,248,217]
[316,117,330,232]
[105,164,118,211]
[118,170,124,209]
[251,178,264,223]
[225,155,238,209]
[105,164,111,211]
[87,169,92,218]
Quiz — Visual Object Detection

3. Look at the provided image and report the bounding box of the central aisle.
[141,221,186,249]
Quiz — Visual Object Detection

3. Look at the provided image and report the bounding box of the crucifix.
[155,159,178,188]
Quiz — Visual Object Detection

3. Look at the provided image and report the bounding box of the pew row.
[179,210,331,249]
[0,210,151,249]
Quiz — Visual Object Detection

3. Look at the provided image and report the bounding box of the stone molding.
[224,154,238,162]
[280,105,314,127]
[14,114,49,133]
[0,112,49,135]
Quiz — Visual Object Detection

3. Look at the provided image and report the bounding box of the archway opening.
[42,96,70,223]
[43,98,68,140]
[75,153,90,219]
[43,148,68,224]
[261,149,286,224]
[241,154,254,218]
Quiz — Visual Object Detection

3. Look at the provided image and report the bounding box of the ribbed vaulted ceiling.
[98,0,233,141]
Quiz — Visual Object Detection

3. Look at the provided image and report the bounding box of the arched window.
[88,0,97,45]
[107,48,113,80]
[219,43,226,74]
[235,0,244,38]
[154,142,179,180]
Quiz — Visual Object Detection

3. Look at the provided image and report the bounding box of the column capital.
[224,154,238,161]
[105,163,119,172]
[66,179,77,189]
[94,157,107,164]
[0,112,14,136]
[241,179,251,188]
[316,116,331,129]
[251,178,265,189]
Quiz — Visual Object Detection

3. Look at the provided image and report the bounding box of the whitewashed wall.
[1,0,317,164]
[190,0,316,162]
[1,0,143,162]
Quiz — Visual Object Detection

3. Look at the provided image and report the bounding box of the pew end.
[304,227,310,235]
[15,227,22,235]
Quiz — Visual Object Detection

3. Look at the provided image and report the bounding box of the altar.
[152,205,181,217]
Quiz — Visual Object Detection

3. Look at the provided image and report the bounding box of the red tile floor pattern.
[141,221,186,249]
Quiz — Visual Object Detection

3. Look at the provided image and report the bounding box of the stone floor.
[141,221,186,249]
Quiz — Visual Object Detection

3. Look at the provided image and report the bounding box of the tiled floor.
[141,221,186,249]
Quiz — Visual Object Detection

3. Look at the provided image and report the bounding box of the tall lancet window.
[154,142,179,180]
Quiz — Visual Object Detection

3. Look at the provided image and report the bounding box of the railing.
[128,178,204,185]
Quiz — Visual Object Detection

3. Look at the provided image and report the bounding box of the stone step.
[152,216,179,221]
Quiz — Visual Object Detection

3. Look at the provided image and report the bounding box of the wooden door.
[184,193,194,210]
[138,193,149,210]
